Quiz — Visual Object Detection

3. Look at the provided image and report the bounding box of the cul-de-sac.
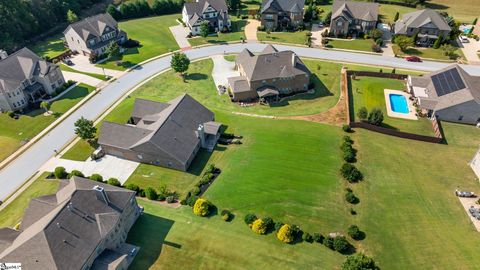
[1,0,480,269]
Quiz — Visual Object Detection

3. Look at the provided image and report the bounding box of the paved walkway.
[62,71,102,87]
[378,23,395,57]
[2,43,480,200]
[311,24,326,48]
[459,38,480,65]
[211,55,240,87]
[41,155,139,185]
[69,54,124,78]
[245,19,260,41]
[170,24,192,49]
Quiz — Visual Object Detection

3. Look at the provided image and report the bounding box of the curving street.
[1,42,480,201]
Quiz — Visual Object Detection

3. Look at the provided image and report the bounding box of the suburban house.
[227,45,311,103]
[0,48,65,112]
[471,147,480,179]
[98,94,222,171]
[182,0,231,36]
[408,64,480,124]
[330,0,379,37]
[0,177,142,270]
[260,0,305,30]
[63,13,127,57]
[394,9,451,46]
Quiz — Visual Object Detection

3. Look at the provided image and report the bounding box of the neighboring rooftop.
[332,0,379,22]
[395,9,451,35]
[64,13,119,42]
[261,0,305,14]
[184,0,229,25]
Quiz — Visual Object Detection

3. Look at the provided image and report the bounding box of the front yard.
[392,44,465,61]
[327,39,376,53]
[0,83,95,162]
[257,30,310,45]
[188,18,247,46]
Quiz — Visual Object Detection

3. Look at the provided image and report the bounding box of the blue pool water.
[389,94,409,114]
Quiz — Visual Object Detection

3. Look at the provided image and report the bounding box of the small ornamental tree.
[125,183,140,193]
[302,232,314,243]
[40,101,50,113]
[342,253,379,270]
[145,187,158,200]
[107,178,121,186]
[74,117,97,141]
[90,174,103,182]
[348,225,361,240]
[393,11,399,22]
[200,21,210,37]
[394,35,414,51]
[67,10,79,23]
[107,42,122,59]
[433,36,442,49]
[170,52,190,79]
[68,170,84,178]
[357,107,368,121]
[367,108,384,126]
[345,190,359,204]
[244,213,257,225]
[277,224,295,243]
[333,236,349,252]
[341,163,363,182]
[193,198,212,217]
[54,167,68,179]
[369,29,383,40]
[251,218,268,235]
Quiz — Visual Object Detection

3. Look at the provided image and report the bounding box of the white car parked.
[459,36,469,43]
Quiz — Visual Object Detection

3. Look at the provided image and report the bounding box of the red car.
[405,56,422,62]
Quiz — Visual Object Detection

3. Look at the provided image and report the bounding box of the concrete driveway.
[459,38,480,65]
[311,24,326,47]
[62,71,102,87]
[170,24,191,49]
[245,20,260,41]
[211,55,240,87]
[41,155,139,184]
[378,23,395,57]
[69,54,124,78]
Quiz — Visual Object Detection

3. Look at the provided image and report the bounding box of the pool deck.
[384,89,418,120]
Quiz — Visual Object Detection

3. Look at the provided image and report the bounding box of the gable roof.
[332,0,379,22]
[184,0,229,25]
[394,9,451,34]
[261,0,305,14]
[64,13,118,42]
[412,65,480,111]
[0,177,135,270]
[0,48,56,93]
[99,94,216,166]
[235,45,311,82]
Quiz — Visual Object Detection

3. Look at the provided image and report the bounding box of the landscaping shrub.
[342,124,351,133]
[68,170,84,178]
[342,253,379,270]
[145,187,158,200]
[291,224,303,239]
[54,167,68,179]
[357,107,368,121]
[274,221,284,232]
[343,148,356,163]
[186,195,199,207]
[313,233,324,243]
[257,25,266,31]
[252,219,268,235]
[324,236,334,249]
[341,163,363,183]
[369,29,383,40]
[244,213,257,225]
[139,189,145,197]
[277,224,295,243]
[263,217,274,231]
[348,225,361,240]
[345,190,359,204]
[367,108,384,126]
[371,44,382,53]
[343,135,353,145]
[206,164,216,174]
[193,198,212,217]
[375,38,383,46]
[191,187,201,196]
[125,183,140,193]
[333,236,349,252]
[166,196,175,203]
[90,174,103,182]
[302,232,314,243]
[221,210,232,222]
[107,178,121,187]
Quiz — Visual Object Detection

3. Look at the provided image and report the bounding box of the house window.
[262,80,267,84]
[337,21,342,27]
[137,155,143,160]
[58,80,63,85]
[458,115,463,121]
[266,14,273,20]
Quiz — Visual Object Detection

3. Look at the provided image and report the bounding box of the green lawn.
[349,76,435,136]
[30,34,68,59]
[327,39,375,52]
[60,64,109,81]
[0,173,59,228]
[378,4,417,24]
[258,30,310,45]
[96,14,180,71]
[393,44,465,61]
[188,18,247,47]
[0,84,95,162]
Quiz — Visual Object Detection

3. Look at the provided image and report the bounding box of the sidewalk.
[170,24,192,49]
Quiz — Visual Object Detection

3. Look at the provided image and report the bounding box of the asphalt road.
[1,43,479,200]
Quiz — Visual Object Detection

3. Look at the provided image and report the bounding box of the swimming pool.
[389,94,409,114]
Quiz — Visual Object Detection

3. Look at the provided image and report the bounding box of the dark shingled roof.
[235,45,311,82]
[184,0,229,26]
[0,177,136,270]
[395,9,451,35]
[64,13,118,42]
[0,48,57,93]
[332,0,379,22]
[99,94,218,166]
[261,0,305,14]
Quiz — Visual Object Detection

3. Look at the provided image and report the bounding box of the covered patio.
[258,86,279,104]
[24,82,47,102]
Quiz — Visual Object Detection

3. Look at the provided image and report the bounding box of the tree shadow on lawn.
[185,73,208,81]
[126,213,177,270]
[424,1,449,10]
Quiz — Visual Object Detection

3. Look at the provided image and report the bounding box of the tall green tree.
[74,117,97,141]
[226,0,241,11]
[342,253,379,270]
[107,42,122,59]
[106,4,122,20]
[40,101,50,113]
[200,21,210,37]
[393,12,399,22]
[394,35,414,51]
[67,10,79,23]
[170,52,190,79]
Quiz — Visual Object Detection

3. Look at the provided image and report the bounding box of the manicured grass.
[258,30,310,45]
[0,173,59,228]
[223,54,236,61]
[393,44,465,61]
[0,84,95,162]
[96,14,180,71]
[30,34,68,59]
[188,18,247,47]
[378,4,417,24]
[60,64,109,81]
[349,76,435,136]
[327,39,375,52]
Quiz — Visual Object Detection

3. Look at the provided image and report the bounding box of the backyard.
[31,33,68,59]
[349,75,435,136]
[0,84,95,162]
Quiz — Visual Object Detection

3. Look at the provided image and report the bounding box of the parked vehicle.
[405,56,422,62]
[63,59,73,66]
[459,36,469,43]
[455,189,476,197]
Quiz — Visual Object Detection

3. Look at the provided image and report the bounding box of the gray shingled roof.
[332,0,379,22]
[261,0,305,14]
[0,177,136,270]
[412,64,480,111]
[394,9,451,35]
[99,94,217,166]
[184,0,229,26]
[64,13,118,42]
[227,76,251,93]
[236,45,310,82]
[0,48,56,93]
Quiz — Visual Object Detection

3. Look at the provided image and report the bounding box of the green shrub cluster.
[221,210,232,222]
[183,164,220,206]
[347,225,362,240]
[342,253,379,270]
[193,198,213,217]
[341,163,363,183]
[341,136,356,163]
[345,188,359,204]
[324,235,350,253]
